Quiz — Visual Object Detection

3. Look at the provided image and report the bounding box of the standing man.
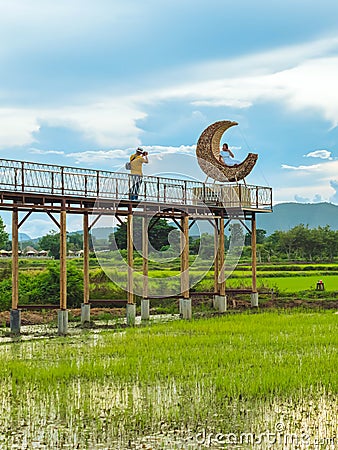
[129,147,149,200]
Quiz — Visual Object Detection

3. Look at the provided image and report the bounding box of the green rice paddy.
[1,311,337,448]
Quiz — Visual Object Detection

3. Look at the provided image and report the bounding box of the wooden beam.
[46,211,60,229]
[142,216,149,299]
[172,217,183,232]
[127,213,134,304]
[88,213,102,231]
[18,210,34,229]
[147,216,160,232]
[83,212,89,304]
[252,213,257,293]
[60,207,67,310]
[12,208,19,310]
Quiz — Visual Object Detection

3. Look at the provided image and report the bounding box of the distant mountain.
[91,227,117,240]
[69,227,117,241]
[257,202,338,235]
[8,232,32,242]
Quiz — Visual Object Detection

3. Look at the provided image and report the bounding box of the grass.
[1,311,337,447]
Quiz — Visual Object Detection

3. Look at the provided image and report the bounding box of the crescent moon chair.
[196,120,258,183]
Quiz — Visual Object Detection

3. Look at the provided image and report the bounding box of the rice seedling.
[0,311,337,448]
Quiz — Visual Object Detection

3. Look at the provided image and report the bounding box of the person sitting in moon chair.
[219,143,241,167]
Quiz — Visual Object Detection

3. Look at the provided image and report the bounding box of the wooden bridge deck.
[0,158,272,216]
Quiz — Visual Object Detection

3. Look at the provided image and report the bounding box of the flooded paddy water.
[0,311,337,449]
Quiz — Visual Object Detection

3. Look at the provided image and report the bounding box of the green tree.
[110,217,176,251]
[68,232,83,252]
[190,233,229,259]
[244,228,267,246]
[0,216,9,249]
[38,230,60,259]
[229,223,245,245]
[26,263,83,307]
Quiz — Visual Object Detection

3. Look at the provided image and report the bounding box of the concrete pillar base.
[10,309,21,335]
[215,295,227,313]
[213,295,218,309]
[181,298,192,320]
[81,303,91,324]
[141,299,150,321]
[58,310,68,336]
[126,303,136,326]
[179,298,184,315]
[251,292,259,307]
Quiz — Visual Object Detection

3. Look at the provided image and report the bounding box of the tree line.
[252,224,338,262]
[1,214,338,262]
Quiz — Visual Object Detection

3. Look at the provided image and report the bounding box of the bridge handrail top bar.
[0,157,272,191]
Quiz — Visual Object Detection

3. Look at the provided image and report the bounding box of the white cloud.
[0,109,39,147]
[294,193,323,203]
[144,145,196,158]
[2,36,338,150]
[274,184,335,204]
[277,159,338,205]
[66,144,196,165]
[281,159,338,179]
[67,149,130,164]
[304,150,332,159]
[29,148,65,155]
[132,36,338,115]
[0,100,146,150]
[281,163,322,171]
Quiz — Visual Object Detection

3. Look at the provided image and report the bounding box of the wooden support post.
[11,208,19,310]
[252,213,257,293]
[83,212,89,304]
[81,212,91,324]
[219,217,226,296]
[142,216,148,299]
[180,217,184,297]
[214,218,219,294]
[181,215,189,299]
[60,207,67,310]
[127,212,134,304]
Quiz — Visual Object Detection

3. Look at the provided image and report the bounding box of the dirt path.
[1,299,337,326]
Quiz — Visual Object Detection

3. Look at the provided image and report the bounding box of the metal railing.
[0,159,272,210]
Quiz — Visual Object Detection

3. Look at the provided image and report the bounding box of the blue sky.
[1,0,338,237]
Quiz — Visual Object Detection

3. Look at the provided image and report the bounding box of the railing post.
[256,186,259,209]
[21,162,25,191]
[84,175,88,197]
[270,188,273,209]
[14,168,18,191]
[238,184,242,207]
[96,171,100,197]
[61,167,64,195]
[157,178,160,202]
[51,172,54,194]
[184,180,187,204]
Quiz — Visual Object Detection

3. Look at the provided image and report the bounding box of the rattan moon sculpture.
[196,120,258,182]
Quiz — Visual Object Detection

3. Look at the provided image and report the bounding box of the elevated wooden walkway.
[0,158,273,335]
[0,158,272,217]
